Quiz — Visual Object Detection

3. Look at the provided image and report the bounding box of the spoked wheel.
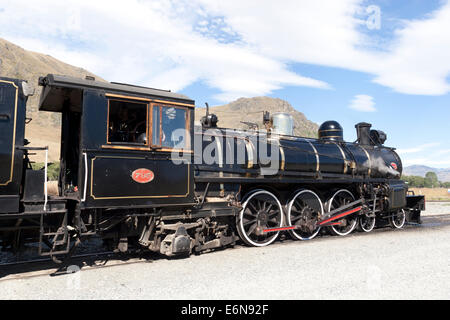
[389,209,406,229]
[287,190,324,240]
[359,213,376,233]
[327,189,358,236]
[237,190,284,247]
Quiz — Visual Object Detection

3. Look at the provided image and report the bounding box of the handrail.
[44,148,48,211]
[81,153,88,202]
[16,146,49,151]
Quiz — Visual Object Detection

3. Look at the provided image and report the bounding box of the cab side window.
[152,105,188,149]
[108,99,148,145]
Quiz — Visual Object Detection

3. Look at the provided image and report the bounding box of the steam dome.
[319,121,344,142]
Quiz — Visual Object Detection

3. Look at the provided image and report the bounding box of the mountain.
[195,97,318,138]
[403,165,450,182]
[0,37,104,161]
[1,38,319,161]
[403,165,438,177]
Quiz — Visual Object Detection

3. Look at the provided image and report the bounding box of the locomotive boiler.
[0,74,424,263]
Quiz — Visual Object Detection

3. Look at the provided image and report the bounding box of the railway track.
[2,213,450,281]
[0,251,115,268]
[0,250,161,281]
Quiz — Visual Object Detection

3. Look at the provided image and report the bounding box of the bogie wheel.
[236,190,284,247]
[359,213,376,233]
[389,209,406,229]
[327,189,358,236]
[287,189,324,240]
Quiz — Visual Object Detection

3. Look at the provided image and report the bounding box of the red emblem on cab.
[391,163,398,170]
[131,169,154,184]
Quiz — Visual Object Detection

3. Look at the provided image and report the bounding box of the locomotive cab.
[38,75,196,209]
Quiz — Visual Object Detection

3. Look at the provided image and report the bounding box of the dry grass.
[47,181,59,196]
[25,122,61,162]
[409,188,450,201]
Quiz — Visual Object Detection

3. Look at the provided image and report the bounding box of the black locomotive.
[0,75,424,261]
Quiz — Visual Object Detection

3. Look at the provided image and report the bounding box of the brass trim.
[307,140,320,172]
[279,145,285,171]
[0,80,19,186]
[267,138,285,171]
[106,98,150,147]
[101,145,193,154]
[106,93,152,102]
[151,103,191,151]
[160,148,193,154]
[105,99,192,153]
[102,145,150,151]
[359,146,372,177]
[153,99,195,108]
[318,129,342,133]
[89,155,191,200]
[245,139,254,169]
[159,105,163,146]
[214,135,225,195]
[335,144,348,174]
[104,94,196,108]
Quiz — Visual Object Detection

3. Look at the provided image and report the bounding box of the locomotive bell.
[201,102,218,128]
[319,121,344,142]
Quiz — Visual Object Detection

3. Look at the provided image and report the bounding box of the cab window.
[108,99,148,145]
[152,105,188,149]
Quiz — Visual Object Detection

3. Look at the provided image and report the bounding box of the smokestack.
[355,122,372,145]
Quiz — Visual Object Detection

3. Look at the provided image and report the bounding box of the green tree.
[31,162,60,181]
[403,175,425,187]
[425,171,439,188]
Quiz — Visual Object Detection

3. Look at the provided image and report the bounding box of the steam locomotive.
[0,75,424,261]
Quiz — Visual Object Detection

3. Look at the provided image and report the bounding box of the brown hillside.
[195,97,318,138]
[1,38,319,162]
[0,38,104,161]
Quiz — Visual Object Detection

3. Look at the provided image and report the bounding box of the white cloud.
[403,157,450,168]
[0,0,450,102]
[349,94,376,112]
[397,142,441,155]
[398,142,450,168]
[0,0,329,102]
[370,3,450,95]
[196,0,450,96]
[435,149,450,156]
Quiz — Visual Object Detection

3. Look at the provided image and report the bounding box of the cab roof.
[38,74,195,112]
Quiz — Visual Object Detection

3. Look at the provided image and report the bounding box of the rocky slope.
[0,38,103,161]
[195,97,318,138]
[1,38,318,162]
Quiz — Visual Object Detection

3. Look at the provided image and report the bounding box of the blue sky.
[1,0,450,167]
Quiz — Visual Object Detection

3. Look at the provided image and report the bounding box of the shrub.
[31,162,60,181]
